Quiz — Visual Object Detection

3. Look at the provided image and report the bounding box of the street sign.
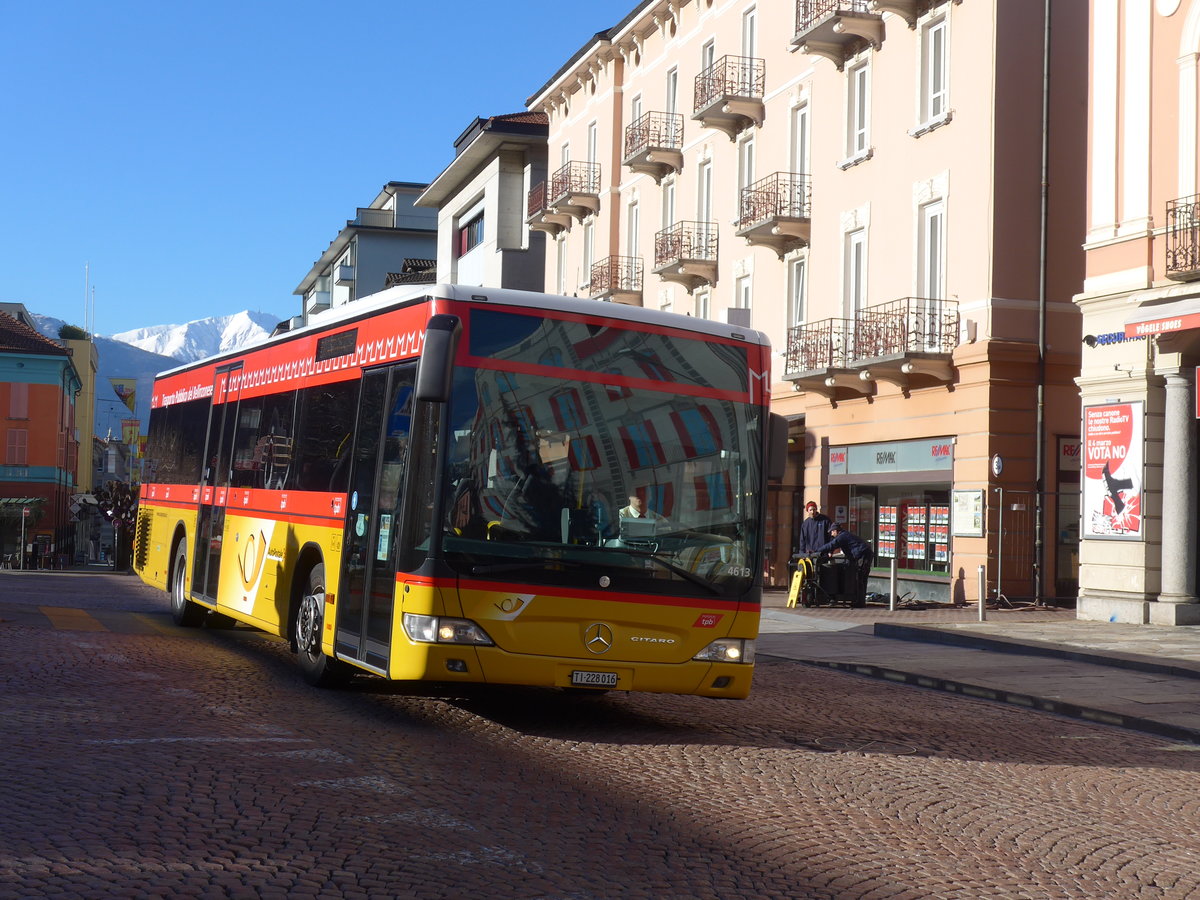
[22,507,29,518]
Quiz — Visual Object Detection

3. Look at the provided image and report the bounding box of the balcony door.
[918,201,946,350]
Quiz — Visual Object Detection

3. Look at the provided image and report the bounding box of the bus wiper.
[568,545,723,595]
[468,559,584,576]
[631,551,724,595]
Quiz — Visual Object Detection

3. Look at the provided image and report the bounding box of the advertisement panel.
[1082,402,1143,539]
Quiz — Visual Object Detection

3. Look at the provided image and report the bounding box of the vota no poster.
[1083,402,1143,539]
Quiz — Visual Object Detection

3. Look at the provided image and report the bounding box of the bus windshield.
[434,308,764,599]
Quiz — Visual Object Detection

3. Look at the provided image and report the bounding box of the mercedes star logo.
[585,623,613,655]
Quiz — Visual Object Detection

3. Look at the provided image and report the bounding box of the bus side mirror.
[415,314,462,403]
[767,413,789,481]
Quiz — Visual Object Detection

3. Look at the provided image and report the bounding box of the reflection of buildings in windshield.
[448,312,757,544]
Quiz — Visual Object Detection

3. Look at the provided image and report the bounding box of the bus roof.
[152,283,771,380]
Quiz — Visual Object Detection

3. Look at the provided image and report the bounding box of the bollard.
[977,564,987,622]
[889,556,898,612]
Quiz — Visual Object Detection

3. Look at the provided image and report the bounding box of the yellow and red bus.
[134,284,784,698]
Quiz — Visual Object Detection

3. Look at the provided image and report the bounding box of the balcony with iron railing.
[623,112,684,182]
[692,55,765,140]
[548,160,602,222]
[526,180,571,236]
[735,172,812,257]
[785,296,959,397]
[590,256,644,305]
[653,221,718,292]
[1166,194,1200,282]
[791,0,885,69]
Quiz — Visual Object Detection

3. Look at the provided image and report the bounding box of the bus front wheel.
[294,563,346,687]
[170,543,205,627]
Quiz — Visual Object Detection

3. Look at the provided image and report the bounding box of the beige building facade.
[527,0,1087,601]
[1076,0,1200,626]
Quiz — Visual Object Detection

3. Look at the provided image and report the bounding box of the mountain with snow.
[109,310,280,364]
[29,309,282,438]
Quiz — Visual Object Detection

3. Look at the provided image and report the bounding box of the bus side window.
[294,380,357,493]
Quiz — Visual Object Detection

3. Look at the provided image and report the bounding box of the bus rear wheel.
[294,563,346,687]
[170,543,205,627]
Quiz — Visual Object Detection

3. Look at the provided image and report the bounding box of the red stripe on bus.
[140,484,346,522]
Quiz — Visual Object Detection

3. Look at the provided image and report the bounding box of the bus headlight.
[693,638,755,664]
[403,613,494,646]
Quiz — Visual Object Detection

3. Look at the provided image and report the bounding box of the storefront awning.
[1124,297,1200,338]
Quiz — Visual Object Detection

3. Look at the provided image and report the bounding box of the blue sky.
[0,1,636,336]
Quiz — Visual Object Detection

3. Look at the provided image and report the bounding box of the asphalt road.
[3,571,1200,899]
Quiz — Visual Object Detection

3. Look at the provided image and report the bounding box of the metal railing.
[590,256,644,296]
[694,55,765,113]
[1166,194,1200,280]
[796,0,873,33]
[785,298,959,373]
[858,297,960,356]
[549,161,601,204]
[623,111,684,161]
[785,318,858,372]
[353,207,394,228]
[654,221,719,268]
[736,172,812,230]
[527,181,548,219]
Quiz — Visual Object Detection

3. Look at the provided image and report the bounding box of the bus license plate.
[571,670,618,688]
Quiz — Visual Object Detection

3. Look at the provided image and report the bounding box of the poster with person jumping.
[1082,401,1143,539]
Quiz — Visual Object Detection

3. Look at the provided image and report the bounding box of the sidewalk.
[757,592,1200,743]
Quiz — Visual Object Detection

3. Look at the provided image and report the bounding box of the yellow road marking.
[40,607,108,632]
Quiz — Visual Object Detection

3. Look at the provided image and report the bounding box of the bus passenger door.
[193,363,243,601]
[335,364,415,673]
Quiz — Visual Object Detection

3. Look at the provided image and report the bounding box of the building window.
[695,288,711,320]
[697,159,713,247]
[9,383,28,419]
[738,133,756,191]
[631,93,643,125]
[741,6,757,59]
[556,237,567,295]
[627,199,640,258]
[666,67,679,116]
[587,121,598,163]
[582,221,595,292]
[788,255,808,327]
[735,274,752,309]
[847,59,871,158]
[6,428,28,465]
[662,177,676,227]
[919,200,946,301]
[921,17,948,124]
[918,200,946,350]
[791,101,810,175]
[845,228,867,318]
[457,211,484,257]
[701,39,716,72]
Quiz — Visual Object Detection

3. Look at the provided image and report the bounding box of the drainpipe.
[1034,0,1051,603]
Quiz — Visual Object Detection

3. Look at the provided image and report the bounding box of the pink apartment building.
[1076,0,1200,626]
[525,0,1087,603]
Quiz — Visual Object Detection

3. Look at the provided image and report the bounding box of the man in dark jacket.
[812,522,874,608]
[796,501,831,554]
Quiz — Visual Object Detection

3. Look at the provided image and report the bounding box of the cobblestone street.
[4,572,1200,899]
